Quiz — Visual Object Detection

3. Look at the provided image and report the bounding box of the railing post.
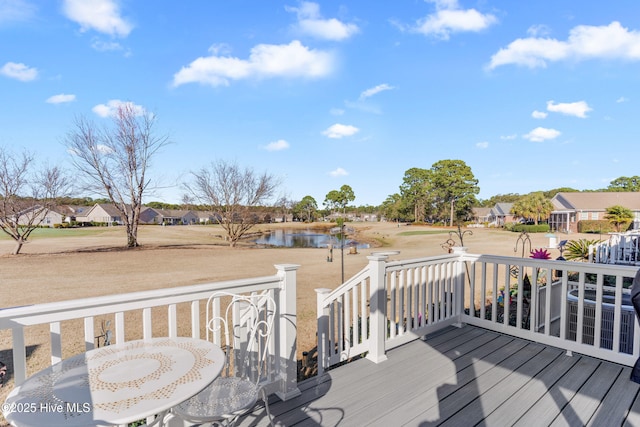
[366,254,389,364]
[274,264,301,401]
[451,247,467,327]
[315,288,332,376]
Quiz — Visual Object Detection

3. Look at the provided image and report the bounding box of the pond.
[253,228,370,249]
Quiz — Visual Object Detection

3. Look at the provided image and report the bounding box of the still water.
[253,229,370,249]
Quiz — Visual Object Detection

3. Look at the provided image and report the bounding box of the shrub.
[511,224,550,233]
[564,238,600,261]
[578,220,616,233]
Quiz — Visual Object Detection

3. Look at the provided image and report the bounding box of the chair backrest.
[205,292,276,384]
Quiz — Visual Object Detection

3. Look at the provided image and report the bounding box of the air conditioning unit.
[567,289,634,354]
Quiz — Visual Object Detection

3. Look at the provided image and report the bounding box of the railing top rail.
[0,274,282,328]
[460,253,639,276]
[385,254,459,271]
[320,266,370,304]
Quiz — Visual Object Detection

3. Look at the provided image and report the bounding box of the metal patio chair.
[172,291,276,426]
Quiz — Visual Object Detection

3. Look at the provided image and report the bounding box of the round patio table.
[2,336,225,427]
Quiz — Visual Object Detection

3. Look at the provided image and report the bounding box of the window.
[591,212,598,220]
[580,212,588,220]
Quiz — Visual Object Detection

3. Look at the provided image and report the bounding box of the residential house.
[550,191,640,233]
[16,205,65,228]
[139,208,199,225]
[56,205,91,223]
[194,211,220,224]
[471,207,491,225]
[78,203,125,225]
[488,203,516,227]
[272,214,294,223]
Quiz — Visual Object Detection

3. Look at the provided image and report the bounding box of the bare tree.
[65,104,170,248]
[186,161,279,247]
[0,148,69,254]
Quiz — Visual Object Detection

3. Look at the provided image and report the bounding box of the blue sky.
[2,0,640,207]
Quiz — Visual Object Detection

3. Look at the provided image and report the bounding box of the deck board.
[232,325,640,427]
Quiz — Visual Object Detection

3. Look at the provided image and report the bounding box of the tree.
[477,193,521,207]
[399,167,431,222]
[542,187,579,199]
[0,148,69,254]
[273,194,293,222]
[607,176,640,192]
[604,205,634,232]
[65,104,169,248]
[380,193,408,223]
[295,195,318,222]
[324,185,355,215]
[186,160,279,247]
[511,192,554,225]
[429,160,479,225]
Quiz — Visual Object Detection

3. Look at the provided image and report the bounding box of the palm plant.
[604,205,634,232]
[563,238,600,261]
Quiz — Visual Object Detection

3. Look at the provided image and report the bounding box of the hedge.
[577,220,617,233]
[511,224,550,233]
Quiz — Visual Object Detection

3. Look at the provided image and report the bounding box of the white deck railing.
[317,249,640,373]
[0,264,301,402]
[592,231,640,265]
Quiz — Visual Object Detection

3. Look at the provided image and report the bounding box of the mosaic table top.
[3,337,225,426]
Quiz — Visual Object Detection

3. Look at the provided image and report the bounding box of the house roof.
[472,207,491,217]
[552,192,640,211]
[84,203,126,218]
[56,205,89,216]
[493,203,514,216]
[152,209,195,218]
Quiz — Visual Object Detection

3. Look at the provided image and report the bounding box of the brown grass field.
[0,222,593,423]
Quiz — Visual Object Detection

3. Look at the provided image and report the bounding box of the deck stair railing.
[317,249,640,373]
[316,250,465,374]
[0,264,301,403]
[592,232,640,265]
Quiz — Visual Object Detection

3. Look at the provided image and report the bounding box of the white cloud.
[616,96,628,103]
[92,99,145,118]
[413,0,497,40]
[62,0,133,37]
[91,39,123,52]
[0,0,37,25]
[500,134,517,140]
[546,100,592,118]
[330,108,345,116]
[263,139,290,151]
[322,123,359,139]
[359,83,394,99]
[172,40,334,87]
[329,167,348,177]
[0,62,37,81]
[286,1,359,41]
[95,144,113,154]
[476,141,489,149]
[46,93,76,104]
[523,127,561,142]
[489,21,640,69]
[527,24,551,37]
[532,110,548,119]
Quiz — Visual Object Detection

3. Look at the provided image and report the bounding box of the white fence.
[317,250,640,373]
[0,264,300,402]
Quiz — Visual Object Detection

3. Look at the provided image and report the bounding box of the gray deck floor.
[236,325,640,427]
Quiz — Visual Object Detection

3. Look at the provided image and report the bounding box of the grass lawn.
[0,227,110,240]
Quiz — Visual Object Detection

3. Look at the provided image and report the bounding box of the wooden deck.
[236,325,640,427]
